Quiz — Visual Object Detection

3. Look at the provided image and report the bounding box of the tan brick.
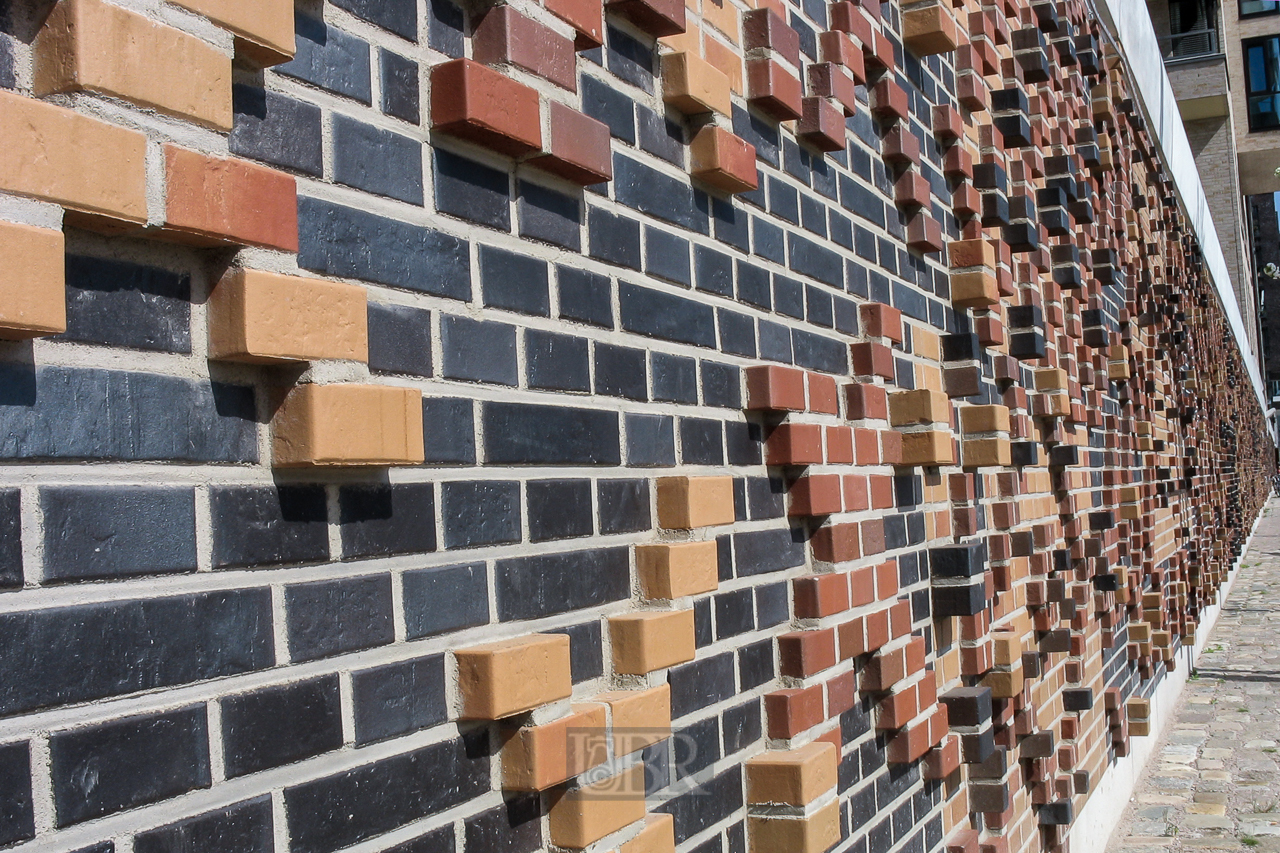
[748,799,841,853]
[620,814,676,853]
[610,610,696,674]
[900,430,955,466]
[168,0,295,65]
[164,146,298,251]
[549,763,647,848]
[963,437,1011,468]
[746,742,838,805]
[36,0,232,130]
[596,684,671,755]
[0,223,66,339]
[503,704,609,790]
[959,405,1010,434]
[636,541,719,599]
[662,52,732,116]
[208,268,367,364]
[902,4,959,55]
[690,126,758,194]
[656,476,735,529]
[983,665,1023,699]
[456,633,573,719]
[889,389,952,426]
[0,90,147,227]
[271,384,424,467]
[1034,368,1069,391]
[947,238,996,270]
[950,271,1000,308]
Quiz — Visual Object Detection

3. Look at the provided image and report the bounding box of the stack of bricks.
[0,0,1272,852]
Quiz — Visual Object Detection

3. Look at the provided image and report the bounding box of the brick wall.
[0,2,1271,853]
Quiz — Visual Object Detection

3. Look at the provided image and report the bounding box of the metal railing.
[1158,26,1222,60]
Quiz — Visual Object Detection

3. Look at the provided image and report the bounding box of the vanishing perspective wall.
[0,1,1271,853]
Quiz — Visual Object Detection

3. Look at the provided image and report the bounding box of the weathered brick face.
[0,0,1270,852]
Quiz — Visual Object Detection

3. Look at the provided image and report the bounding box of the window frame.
[1243,34,1280,131]
[1240,0,1280,18]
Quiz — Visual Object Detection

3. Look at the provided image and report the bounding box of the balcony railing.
[1158,26,1222,61]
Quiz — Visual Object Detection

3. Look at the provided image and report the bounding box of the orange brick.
[902,4,960,55]
[703,37,744,93]
[164,146,298,250]
[959,404,1011,433]
[207,269,367,364]
[656,476,735,528]
[748,800,841,853]
[0,90,146,227]
[620,814,676,853]
[36,0,232,130]
[900,430,956,466]
[545,0,605,49]
[636,541,719,599]
[503,704,608,790]
[597,684,671,755]
[549,764,647,848]
[0,223,66,339]
[662,52,732,116]
[746,742,837,805]
[691,126,758,193]
[889,389,952,426]
[431,58,542,156]
[168,0,295,65]
[457,633,573,719]
[271,384,424,467]
[948,239,997,269]
[609,610,696,674]
[962,437,1011,468]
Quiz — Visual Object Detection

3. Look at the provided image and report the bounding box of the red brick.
[779,628,838,678]
[825,426,854,464]
[861,518,886,555]
[826,672,856,717]
[843,475,869,510]
[807,62,858,115]
[871,77,909,122]
[876,685,918,730]
[837,617,866,659]
[746,364,806,411]
[794,573,851,618]
[869,475,894,510]
[853,429,879,464]
[878,563,901,601]
[895,171,931,209]
[907,214,945,253]
[845,383,889,419]
[529,102,612,185]
[690,126,758,194]
[607,0,685,37]
[862,645,906,692]
[746,58,803,121]
[829,1,875,45]
[766,686,826,738]
[544,0,605,49]
[743,9,800,63]
[932,105,964,141]
[806,372,839,413]
[473,6,576,90]
[849,566,875,606]
[864,608,890,650]
[860,303,903,343]
[163,146,297,250]
[811,523,860,563]
[924,735,962,779]
[431,58,542,156]
[818,30,866,82]
[850,342,895,379]
[798,96,845,151]
[765,423,823,466]
[788,475,842,516]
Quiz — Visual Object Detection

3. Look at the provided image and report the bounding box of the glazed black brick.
[759,321,794,363]
[774,275,804,318]
[50,706,210,826]
[547,620,605,682]
[646,227,692,285]
[723,699,762,754]
[526,330,590,392]
[0,590,273,716]
[333,0,416,38]
[733,528,805,576]
[718,309,758,358]
[588,207,642,269]
[598,479,650,534]
[605,24,654,90]
[1038,801,1073,826]
[626,413,676,466]
[716,589,755,639]
[285,736,489,853]
[582,75,636,144]
[480,245,550,316]
[422,397,476,464]
[0,365,256,463]
[367,302,432,377]
[404,562,489,638]
[931,582,986,618]
[41,486,197,582]
[483,402,620,465]
[298,197,470,300]
[638,106,684,165]
[352,655,448,745]
[339,483,436,559]
[681,418,724,465]
[278,16,372,103]
[0,742,32,847]
[658,765,742,844]
[695,244,734,296]
[495,547,629,620]
[222,676,343,777]
[789,232,843,287]
[333,114,422,204]
[61,255,191,353]
[668,651,736,718]
[0,35,13,90]
[557,266,613,328]
[594,343,648,400]
[738,638,774,689]
[379,49,419,123]
[1010,441,1039,466]
[1049,444,1080,467]
[1062,688,1094,711]
[793,329,847,374]
[518,182,581,251]
[442,480,520,549]
[442,315,517,385]
[465,795,542,853]
[0,489,18,589]
[428,0,464,55]
[434,149,510,230]
[527,479,593,541]
[674,716,720,779]
[928,542,987,578]
[285,575,394,662]
[746,476,785,519]
[939,686,993,727]
[134,796,273,853]
[619,282,716,348]
[613,155,708,234]
[230,85,323,175]
[702,362,741,408]
[755,581,789,627]
[652,352,698,403]
[211,485,328,569]
[726,421,762,467]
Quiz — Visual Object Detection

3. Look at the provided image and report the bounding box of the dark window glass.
[1240,1,1279,18]
[1245,36,1280,131]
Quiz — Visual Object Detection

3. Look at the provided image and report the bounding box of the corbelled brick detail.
[271,384,425,467]
[169,0,295,65]
[163,146,299,250]
[609,610,697,674]
[430,58,543,156]
[548,763,647,848]
[502,703,608,790]
[656,476,735,529]
[636,541,719,599]
[0,222,67,339]
[456,634,573,719]
[745,741,837,805]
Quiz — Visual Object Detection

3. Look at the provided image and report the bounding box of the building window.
[1245,36,1280,130]
[1240,0,1279,17]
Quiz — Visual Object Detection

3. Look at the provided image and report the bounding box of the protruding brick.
[610,610,696,674]
[950,271,1000,308]
[691,127,758,193]
[0,90,147,227]
[636,542,719,599]
[208,268,367,364]
[788,475,842,517]
[503,704,609,790]
[861,303,903,343]
[163,146,298,251]
[606,0,686,38]
[743,8,801,64]
[597,685,671,756]
[765,687,825,738]
[169,0,295,65]
[531,101,613,185]
[900,430,955,466]
[794,573,851,618]
[748,800,841,853]
[656,476,735,529]
[963,437,1011,468]
[474,5,576,90]
[902,4,961,55]
[549,763,647,848]
[271,384,425,467]
[0,223,67,340]
[746,365,806,410]
[36,0,232,130]
[746,742,837,805]
[960,405,1011,433]
[765,423,824,466]
[662,52,731,116]
[747,58,803,121]
[797,96,845,151]
[457,634,573,719]
[431,58,542,156]
[545,0,605,49]
[889,390,952,426]
[620,814,676,853]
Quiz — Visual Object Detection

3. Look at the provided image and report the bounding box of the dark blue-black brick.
[403,562,490,638]
[526,330,590,392]
[352,655,448,745]
[598,479,650,534]
[619,282,716,348]
[518,181,581,251]
[0,743,32,847]
[0,489,18,589]
[332,114,423,204]
[594,343,647,400]
[495,547,629,620]
[367,302,432,377]
[528,479,593,541]
[422,397,476,464]
[41,486,196,582]
[379,50,420,123]
[668,652,736,718]
[230,85,323,175]
[657,765,743,844]
[441,315,517,386]
[588,207,642,269]
[134,796,273,853]
[211,485,328,569]
[285,576,394,662]
[332,0,417,39]
[221,677,343,777]
[442,480,521,549]
[480,245,550,316]
[435,148,510,230]
[464,796,542,853]
[339,482,436,559]
[60,255,190,353]
[613,154,709,233]
[278,15,371,103]
[483,402,620,465]
[558,267,613,328]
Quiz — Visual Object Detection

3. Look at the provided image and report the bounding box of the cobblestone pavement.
[1109,500,1280,853]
